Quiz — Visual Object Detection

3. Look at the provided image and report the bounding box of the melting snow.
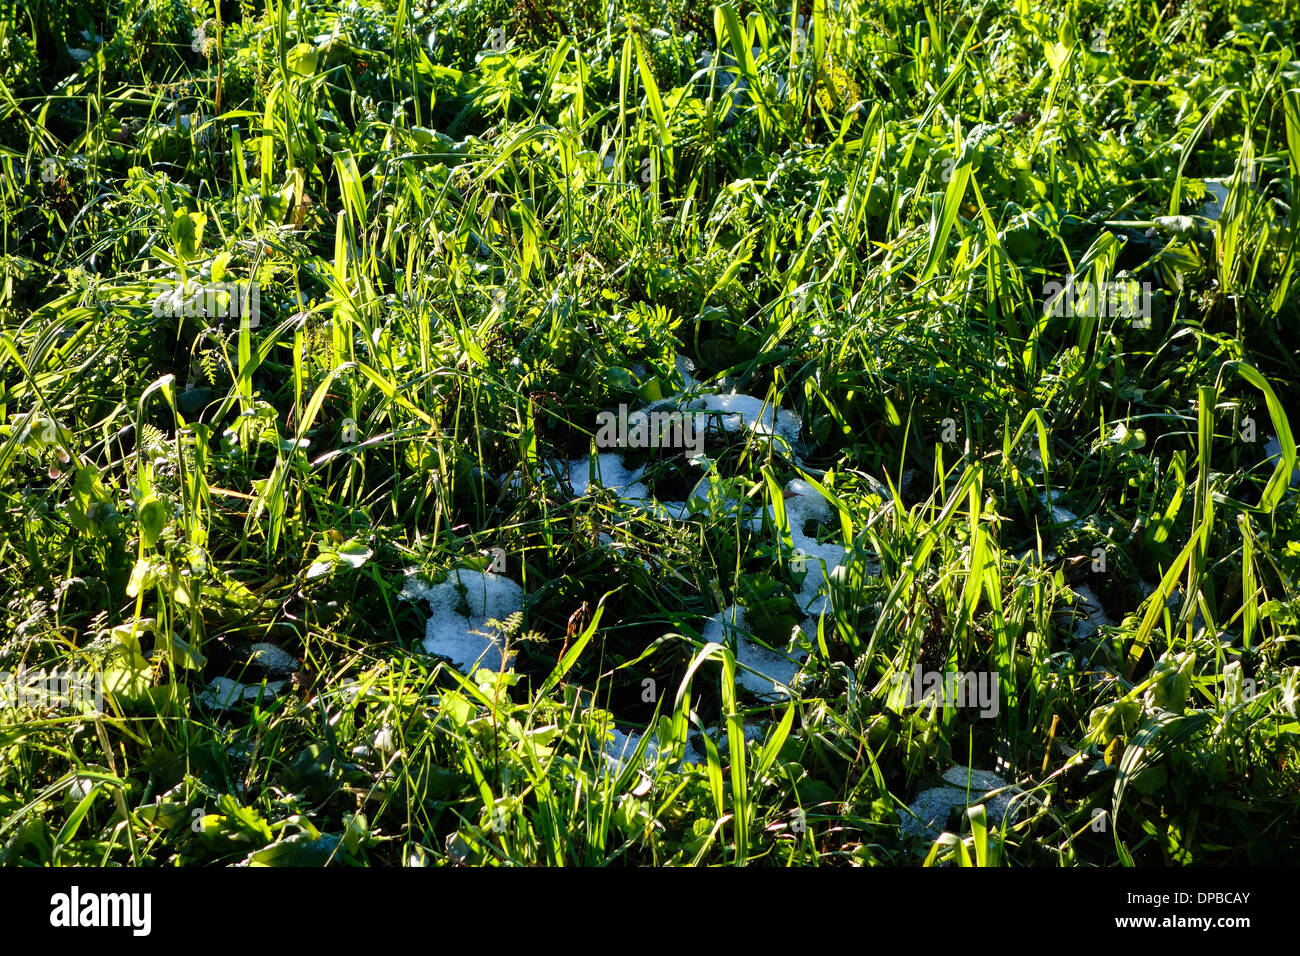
[402,568,524,673]
[1038,490,1079,526]
[1200,180,1230,222]
[712,723,766,754]
[563,452,707,520]
[682,392,803,446]
[674,354,700,391]
[702,604,804,697]
[249,642,299,674]
[744,477,851,614]
[602,727,660,771]
[200,676,287,710]
[781,478,848,614]
[407,356,865,763]
[900,787,971,839]
[567,452,649,500]
[900,766,1023,839]
[601,726,706,773]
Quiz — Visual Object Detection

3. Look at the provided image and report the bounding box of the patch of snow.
[746,477,854,614]
[562,450,720,521]
[1200,180,1230,221]
[673,354,700,391]
[602,727,660,770]
[782,478,848,614]
[682,393,803,446]
[567,452,649,500]
[783,477,834,525]
[1038,490,1079,526]
[900,766,1023,840]
[900,787,970,839]
[600,726,706,773]
[702,604,803,697]
[406,355,877,769]
[403,568,523,673]
[498,470,523,496]
[941,766,1011,792]
[249,642,298,674]
[200,676,287,710]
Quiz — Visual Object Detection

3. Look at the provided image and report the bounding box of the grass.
[0,0,1298,866]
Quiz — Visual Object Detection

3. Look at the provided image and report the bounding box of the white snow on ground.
[560,383,806,521]
[782,478,848,614]
[674,354,700,391]
[409,357,863,759]
[941,766,1012,791]
[563,453,709,520]
[601,726,706,773]
[1037,490,1079,526]
[249,642,298,674]
[900,787,972,839]
[702,604,803,697]
[600,721,774,772]
[682,392,803,446]
[522,387,850,700]
[899,766,1024,839]
[498,470,523,495]
[743,476,851,615]
[200,676,287,710]
[602,727,660,769]
[402,568,524,673]
[1200,180,1230,221]
[567,452,650,500]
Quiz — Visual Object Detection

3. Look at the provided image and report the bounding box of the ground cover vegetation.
[1,0,1299,866]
